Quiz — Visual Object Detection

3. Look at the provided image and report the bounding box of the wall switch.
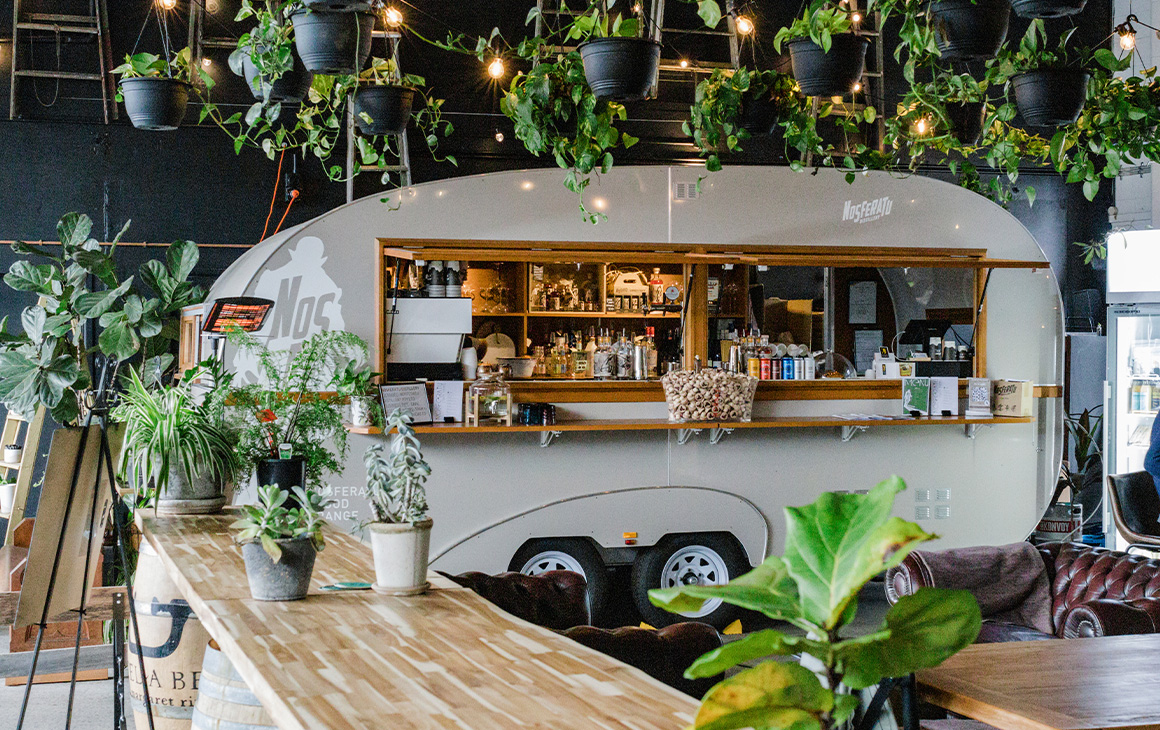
[936,489,952,501]
[914,489,931,502]
[915,506,931,520]
[935,506,951,519]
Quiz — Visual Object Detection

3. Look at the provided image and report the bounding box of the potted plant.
[563,1,661,102]
[363,409,432,595]
[226,329,367,498]
[351,57,419,136]
[685,68,801,171]
[928,0,1011,60]
[230,0,314,104]
[112,369,239,515]
[290,4,376,75]
[989,21,1089,127]
[1010,0,1087,18]
[0,481,15,517]
[333,361,381,427]
[232,484,329,601]
[1,212,206,425]
[649,477,982,730]
[114,48,205,131]
[774,1,869,98]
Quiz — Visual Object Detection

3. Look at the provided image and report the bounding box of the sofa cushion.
[1042,543,1160,631]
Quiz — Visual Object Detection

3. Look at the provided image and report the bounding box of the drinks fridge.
[1105,230,1160,547]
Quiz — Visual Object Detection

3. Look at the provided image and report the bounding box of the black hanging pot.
[929,0,1011,60]
[303,0,371,8]
[290,8,375,75]
[353,85,415,135]
[945,100,987,145]
[740,90,779,135]
[578,37,662,102]
[1012,69,1089,126]
[1010,0,1087,18]
[240,53,314,104]
[119,77,191,131]
[787,35,869,97]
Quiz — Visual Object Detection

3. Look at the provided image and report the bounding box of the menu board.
[378,383,433,424]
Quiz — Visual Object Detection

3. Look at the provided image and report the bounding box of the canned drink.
[760,357,772,380]
[781,356,794,380]
[794,357,806,380]
[747,357,761,379]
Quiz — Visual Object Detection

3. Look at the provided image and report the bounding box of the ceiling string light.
[734,15,755,35]
[158,0,177,9]
[384,6,404,27]
[1116,13,1160,52]
[487,57,506,79]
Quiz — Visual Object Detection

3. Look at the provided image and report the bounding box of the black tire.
[631,533,751,630]
[510,538,610,622]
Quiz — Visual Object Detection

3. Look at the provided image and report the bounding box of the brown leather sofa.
[887,542,1160,642]
[443,570,721,697]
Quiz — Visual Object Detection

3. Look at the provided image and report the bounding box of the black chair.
[1107,471,1160,555]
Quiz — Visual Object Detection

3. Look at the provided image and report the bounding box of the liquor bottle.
[571,330,589,377]
[746,335,762,379]
[594,334,614,379]
[585,328,598,375]
[1131,381,1143,412]
[645,327,658,377]
[649,268,665,307]
[532,346,547,377]
[758,335,773,380]
[616,330,633,380]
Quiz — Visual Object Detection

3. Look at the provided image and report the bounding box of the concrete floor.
[0,582,890,729]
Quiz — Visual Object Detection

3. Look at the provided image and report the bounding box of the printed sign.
[379,383,433,424]
[842,196,893,224]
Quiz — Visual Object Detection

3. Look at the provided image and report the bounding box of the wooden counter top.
[347,414,1034,436]
[138,511,698,730]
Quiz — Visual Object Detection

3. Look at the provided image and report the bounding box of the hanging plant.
[685,68,802,171]
[229,0,314,104]
[986,21,1090,127]
[774,2,869,98]
[114,48,209,131]
[557,2,661,102]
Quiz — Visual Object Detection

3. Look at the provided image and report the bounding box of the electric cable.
[261,149,286,241]
[273,189,300,235]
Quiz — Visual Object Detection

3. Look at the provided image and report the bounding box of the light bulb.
[679,59,689,68]
[851,12,862,22]
[384,7,403,26]
[633,2,643,13]
[852,81,862,92]
[487,57,505,79]
[494,130,505,143]
[735,16,755,35]
[201,57,212,68]
[915,118,929,135]
[1120,29,1137,51]
[158,0,177,9]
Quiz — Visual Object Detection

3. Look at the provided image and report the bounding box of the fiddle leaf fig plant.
[650,477,982,730]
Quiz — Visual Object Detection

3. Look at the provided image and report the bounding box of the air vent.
[672,181,699,201]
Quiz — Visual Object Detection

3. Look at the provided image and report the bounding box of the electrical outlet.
[936,489,952,501]
[914,489,931,502]
[854,489,869,495]
[935,506,951,519]
[915,506,931,520]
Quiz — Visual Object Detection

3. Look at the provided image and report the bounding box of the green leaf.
[782,476,934,629]
[74,277,133,318]
[21,306,47,342]
[837,588,981,689]
[1025,185,1037,208]
[98,318,141,362]
[57,212,93,252]
[5,261,58,294]
[1093,48,1119,72]
[1083,179,1099,201]
[697,0,723,28]
[685,629,828,678]
[692,661,830,730]
[166,240,199,283]
[73,249,119,288]
[650,555,800,621]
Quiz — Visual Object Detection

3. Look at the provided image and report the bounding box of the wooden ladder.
[345,28,412,203]
[9,0,117,122]
[1,408,47,548]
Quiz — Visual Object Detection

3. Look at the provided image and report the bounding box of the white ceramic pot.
[368,519,433,595]
[461,346,478,380]
[349,395,377,427]
[2,445,21,464]
[1,482,16,516]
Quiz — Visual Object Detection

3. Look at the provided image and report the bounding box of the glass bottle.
[616,330,633,380]
[759,335,773,380]
[645,327,658,378]
[468,365,510,424]
[649,267,665,307]
[593,334,614,379]
[746,335,762,379]
[532,345,547,377]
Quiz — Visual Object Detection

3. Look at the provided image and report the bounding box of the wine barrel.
[192,642,276,730]
[127,542,210,730]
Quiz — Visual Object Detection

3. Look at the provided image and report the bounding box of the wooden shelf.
[347,414,1032,437]
[0,463,19,472]
[472,312,523,317]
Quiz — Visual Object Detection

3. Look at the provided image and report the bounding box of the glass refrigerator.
[1105,231,1160,547]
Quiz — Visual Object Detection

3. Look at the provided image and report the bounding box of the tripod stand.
[14,359,157,730]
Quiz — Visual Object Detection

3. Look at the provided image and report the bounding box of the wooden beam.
[0,586,126,627]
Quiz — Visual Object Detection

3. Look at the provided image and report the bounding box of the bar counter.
[138,510,698,730]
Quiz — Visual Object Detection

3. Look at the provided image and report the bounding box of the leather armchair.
[888,542,1160,642]
[444,569,722,697]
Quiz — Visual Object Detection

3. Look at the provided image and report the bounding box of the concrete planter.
[349,395,377,428]
[369,519,432,595]
[241,537,316,601]
[158,468,228,515]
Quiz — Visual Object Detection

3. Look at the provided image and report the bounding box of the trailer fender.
[428,485,771,576]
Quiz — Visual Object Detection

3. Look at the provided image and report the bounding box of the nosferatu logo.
[842,196,893,224]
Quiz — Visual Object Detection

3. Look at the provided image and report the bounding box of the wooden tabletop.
[917,634,1160,730]
[138,511,698,730]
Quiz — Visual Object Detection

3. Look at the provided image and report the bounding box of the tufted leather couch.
[887,542,1160,642]
[442,570,722,696]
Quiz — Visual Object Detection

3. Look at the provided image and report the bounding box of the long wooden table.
[917,634,1160,730]
[138,511,698,730]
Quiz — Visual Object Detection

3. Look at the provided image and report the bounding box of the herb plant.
[650,477,981,730]
[231,483,329,561]
[364,409,430,524]
[113,368,239,504]
[226,328,368,489]
[0,212,206,424]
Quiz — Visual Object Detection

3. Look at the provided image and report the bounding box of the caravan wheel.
[631,533,750,629]
[510,538,610,622]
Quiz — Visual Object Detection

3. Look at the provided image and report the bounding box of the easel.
[13,360,156,730]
